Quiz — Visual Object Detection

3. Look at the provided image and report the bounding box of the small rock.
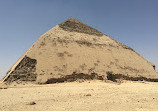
[85,93,92,96]
[27,101,36,105]
[138,80,145,83]
[0,86,8,89]
[78,80,84,83]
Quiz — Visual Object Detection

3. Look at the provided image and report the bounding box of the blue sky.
[0,0,158,79]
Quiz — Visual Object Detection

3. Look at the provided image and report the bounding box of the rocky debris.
[45,72,104,84]
[106,71,158,82]
[0,84,8,89]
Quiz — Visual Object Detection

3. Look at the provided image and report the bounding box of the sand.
[0,81,158,111]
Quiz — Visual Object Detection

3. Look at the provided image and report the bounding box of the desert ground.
[0,80,158,111]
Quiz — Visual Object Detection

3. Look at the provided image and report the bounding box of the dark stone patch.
[106,71,158,82]
[5,56,37,83]
[153,65,155,70]
[57,52,64,57]
[45,72,104,84]
[59,18,103,36]
[75,40,92,47]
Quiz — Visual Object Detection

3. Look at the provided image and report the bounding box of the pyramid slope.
[3,18,158,83]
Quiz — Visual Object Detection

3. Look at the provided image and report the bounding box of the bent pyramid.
[2,18,158,84]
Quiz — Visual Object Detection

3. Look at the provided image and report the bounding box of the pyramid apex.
[65,18,81,22]
[60,18,86,25]
[59,18,103,36]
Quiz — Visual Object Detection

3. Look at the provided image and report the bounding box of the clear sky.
[0,0,158,79]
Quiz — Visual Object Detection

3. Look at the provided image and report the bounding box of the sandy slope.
[0,81,158,111]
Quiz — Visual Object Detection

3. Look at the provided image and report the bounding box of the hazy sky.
[0,0,158,79]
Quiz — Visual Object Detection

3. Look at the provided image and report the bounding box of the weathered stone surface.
[59,18,103,36]
[2,18,158,84]
[5,56,37,83]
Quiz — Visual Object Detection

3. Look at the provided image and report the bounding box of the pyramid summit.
[2,18,158,84]
[59,18,104,36]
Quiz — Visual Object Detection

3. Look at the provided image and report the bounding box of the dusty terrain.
[0,81,158,111]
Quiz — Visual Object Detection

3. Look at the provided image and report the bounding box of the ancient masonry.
[2,18,158,84]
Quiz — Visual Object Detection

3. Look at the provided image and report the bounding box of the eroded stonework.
[5,56,37,83]
[59,18,103,36]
